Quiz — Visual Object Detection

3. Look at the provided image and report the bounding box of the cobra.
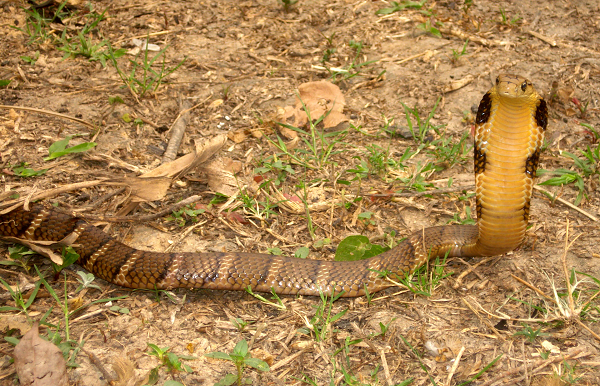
[0,74,547,297]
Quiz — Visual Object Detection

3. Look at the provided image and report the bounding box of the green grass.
[108,38,186,99]
[538,126,599,206]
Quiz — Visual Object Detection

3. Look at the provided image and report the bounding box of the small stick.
[0,105,96,130]
[162,96,192,163]
[534,185,598,222]
[477,348,585,386]
[364,185,474,198]
[511,274,553,301]
[445,346,465,386]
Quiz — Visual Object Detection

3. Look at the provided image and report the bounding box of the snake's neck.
[467,94,542,256]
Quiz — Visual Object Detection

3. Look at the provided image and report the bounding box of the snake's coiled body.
[0,75,547,297]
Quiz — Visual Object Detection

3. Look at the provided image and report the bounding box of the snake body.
[0,74,547,297]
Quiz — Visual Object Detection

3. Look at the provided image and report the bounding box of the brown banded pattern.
[0,74,547,297]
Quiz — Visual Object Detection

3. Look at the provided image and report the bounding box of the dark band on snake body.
[535,99,548,130]
[0,74,547,297]
[475,92,492,125]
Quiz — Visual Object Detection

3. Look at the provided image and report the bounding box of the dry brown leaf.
[14,322,68,386]
[227,129,248,144]
[281,80,347,128]
[105,177,171,203]
[443,74,474,93]
[112,356,148,386]
[200,158,241,197]
[0,237,64,265]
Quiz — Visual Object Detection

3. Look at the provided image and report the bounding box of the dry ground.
[0,0,599,385]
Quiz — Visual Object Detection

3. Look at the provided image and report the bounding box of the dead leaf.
[443,75,474,93]
[200,158,241,197]
[105,177,171,203]
[0,237,64,265]
[112,356,148,386]
[227,129,247,143]
[13,322,68,386]
[281,80,347,128]
[208,99,224,110]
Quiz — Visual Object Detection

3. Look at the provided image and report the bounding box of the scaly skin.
[0,74,547,297]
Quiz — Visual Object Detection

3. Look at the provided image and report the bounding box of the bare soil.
[0,0,599,385]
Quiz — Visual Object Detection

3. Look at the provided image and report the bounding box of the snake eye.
[521,82,528,91]
[496,77,500,85]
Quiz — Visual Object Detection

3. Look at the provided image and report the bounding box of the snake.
[0,74,547,297]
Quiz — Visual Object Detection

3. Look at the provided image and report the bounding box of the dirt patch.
[1,0,599,385]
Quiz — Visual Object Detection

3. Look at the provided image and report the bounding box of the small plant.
[383,253,452,297]
[417,17,442,38]
[271,104,348,170]
[326,40,377,82]
[147,343,196,373]
[278,0,298,13]
[450,39,469,64]
[245,286,287,310]
[447,206,476,225]
[538,143,599,206]
[20,51,40,65]
[0,276,41,319]
[108,38,186,98]
[369,318,396,339]
[45,135,97,161]
[513,323,549,343]
[166,204,205,227]
[375,0,426,15]
[11,2,69,45]
[297,290,348,342]
[0,245,38,271]
[11,162,47,177]
[230,318,250,332]
[205,340,270,386]
[51,246,81,275]
[401,96,445,144]
[428,130,472,170]
[499,7,522,25]
[238,188,278,221]
[74,271,102,292]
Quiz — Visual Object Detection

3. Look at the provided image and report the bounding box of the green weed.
[166,204,205,227]
[11,162,47,177]
[538,141,599,206]
[0,276,41,319]
[278,0,299,13]
[450,39,469,64]
[108,38,186,98]
[245,286,287,311]
[401,96,444,144]
[0,245,38,271]
[499,7,522,25]
[376,0,426,15]
[57,9,125,67]
[205,340,270,386]
[385,253,452,297]
[11,2,69,45]
[513,323,549,343]
[238,188,278,221]
[272,103,348,169]
[297,290,348,342]
[325,40,378,83]
[44,135,97,161]
[147,343,196,374]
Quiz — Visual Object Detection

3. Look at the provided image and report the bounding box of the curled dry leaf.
[13,322,68,386]
[443,74,474,93]
[200,157,244,197]
[281,80,347,129]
